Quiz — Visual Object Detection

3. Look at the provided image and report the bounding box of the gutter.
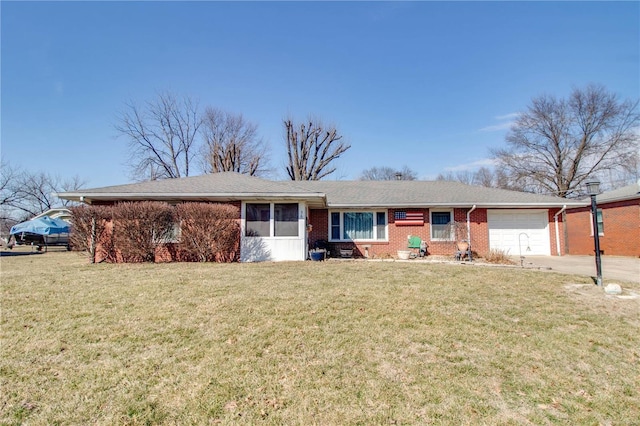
[466,205,477,261]
[554,205,567,256]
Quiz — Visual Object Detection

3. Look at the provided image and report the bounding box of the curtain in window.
[343,212,373,240]
[431,212,452,240]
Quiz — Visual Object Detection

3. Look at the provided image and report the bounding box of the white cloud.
[479,112,520,132]
[444,158,497,172]
[495,112,520,120]
[479,122,514,132]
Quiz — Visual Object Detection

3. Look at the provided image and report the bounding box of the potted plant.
[397,250,411,260]
[448,221,471,260]
[340,248,353,258]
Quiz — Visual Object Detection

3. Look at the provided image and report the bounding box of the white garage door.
[488,210,550,256]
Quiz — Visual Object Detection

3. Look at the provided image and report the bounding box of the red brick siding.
[306,207,566,259]
[566,199,640,257]
[308,208,329,246]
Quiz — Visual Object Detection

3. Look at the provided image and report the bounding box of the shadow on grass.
[0,250,44,257]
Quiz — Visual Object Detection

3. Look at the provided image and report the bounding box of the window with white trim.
[245,203,299,237]
[430,210,453,240]
[329,210,387,241]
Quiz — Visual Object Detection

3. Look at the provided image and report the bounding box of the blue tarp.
[10,216,70,236]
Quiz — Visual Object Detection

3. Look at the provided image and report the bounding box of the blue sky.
[2,1,639,188]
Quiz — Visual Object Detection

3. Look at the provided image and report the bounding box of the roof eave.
[56,192,327,205]
[597,194,640,204]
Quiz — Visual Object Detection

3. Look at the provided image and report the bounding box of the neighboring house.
[58,172,584,262]
[32,207,73,223]
[565,181,640,257]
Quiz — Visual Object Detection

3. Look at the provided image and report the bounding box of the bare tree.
[435,166,525,191]
[472,166,495,187]
[116,92,202,180]
[0,162,86,225]
[0,161,21,215]
[284,119,351,180]
[493,84,639,198]
[200,107,269,176]
[436,170,475,185]
[359,166,417,180]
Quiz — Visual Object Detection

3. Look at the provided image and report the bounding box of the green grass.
[1,251,639,425]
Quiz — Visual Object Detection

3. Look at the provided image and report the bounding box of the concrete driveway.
[515,255,640,284]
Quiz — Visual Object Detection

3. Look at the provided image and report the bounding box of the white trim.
[244,202,302,239]
[554,205,567,256]
[328,209,388,242]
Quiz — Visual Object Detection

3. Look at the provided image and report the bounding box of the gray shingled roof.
[294,180,582,207]
[58,172,583,208]
[595,181,640,204]
[57,172,325,204]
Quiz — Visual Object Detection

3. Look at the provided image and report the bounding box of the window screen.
[246,203,270,237]
[274,203,298,237]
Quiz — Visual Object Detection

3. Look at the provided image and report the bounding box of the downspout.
[466,205,477,261]
[554,205,567,256]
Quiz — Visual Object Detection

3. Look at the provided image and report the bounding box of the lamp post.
[585,180,603,286]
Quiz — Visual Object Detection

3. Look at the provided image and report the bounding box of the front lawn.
[1,252,638,425]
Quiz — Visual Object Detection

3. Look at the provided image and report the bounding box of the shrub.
[70,205,114,263]
[483,249,515,265]
[175,203,239,262]
[111,201,175,263]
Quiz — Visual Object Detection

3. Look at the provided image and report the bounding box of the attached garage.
[488,210,551,256]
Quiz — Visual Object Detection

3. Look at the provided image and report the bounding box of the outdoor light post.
[585,180,603,286]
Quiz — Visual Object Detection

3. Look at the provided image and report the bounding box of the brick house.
[59,172,582,262]
[565,181,640,257]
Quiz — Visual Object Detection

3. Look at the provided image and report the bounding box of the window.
[152,222,181,244]
[590,209,604,236]
[246,203,270,237]
[245,203,299,237]
[274,203,299,237]
[430,210,453,240]
[329,210,387,241]
[331,212,341,240]
[376,212,386,240]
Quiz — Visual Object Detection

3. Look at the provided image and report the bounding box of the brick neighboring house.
[565,181,640,257]
[58,172,583,262]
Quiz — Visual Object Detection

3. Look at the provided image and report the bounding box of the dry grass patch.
[1,252,639,425]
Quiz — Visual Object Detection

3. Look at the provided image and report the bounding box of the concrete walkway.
[515,255,640,284]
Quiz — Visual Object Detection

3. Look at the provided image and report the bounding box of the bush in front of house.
[71,202,240,263]
[111,201,176,263]
[69,205,115,263]
[176,203,239,262]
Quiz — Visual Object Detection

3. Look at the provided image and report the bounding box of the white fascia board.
[56,192,326,204]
